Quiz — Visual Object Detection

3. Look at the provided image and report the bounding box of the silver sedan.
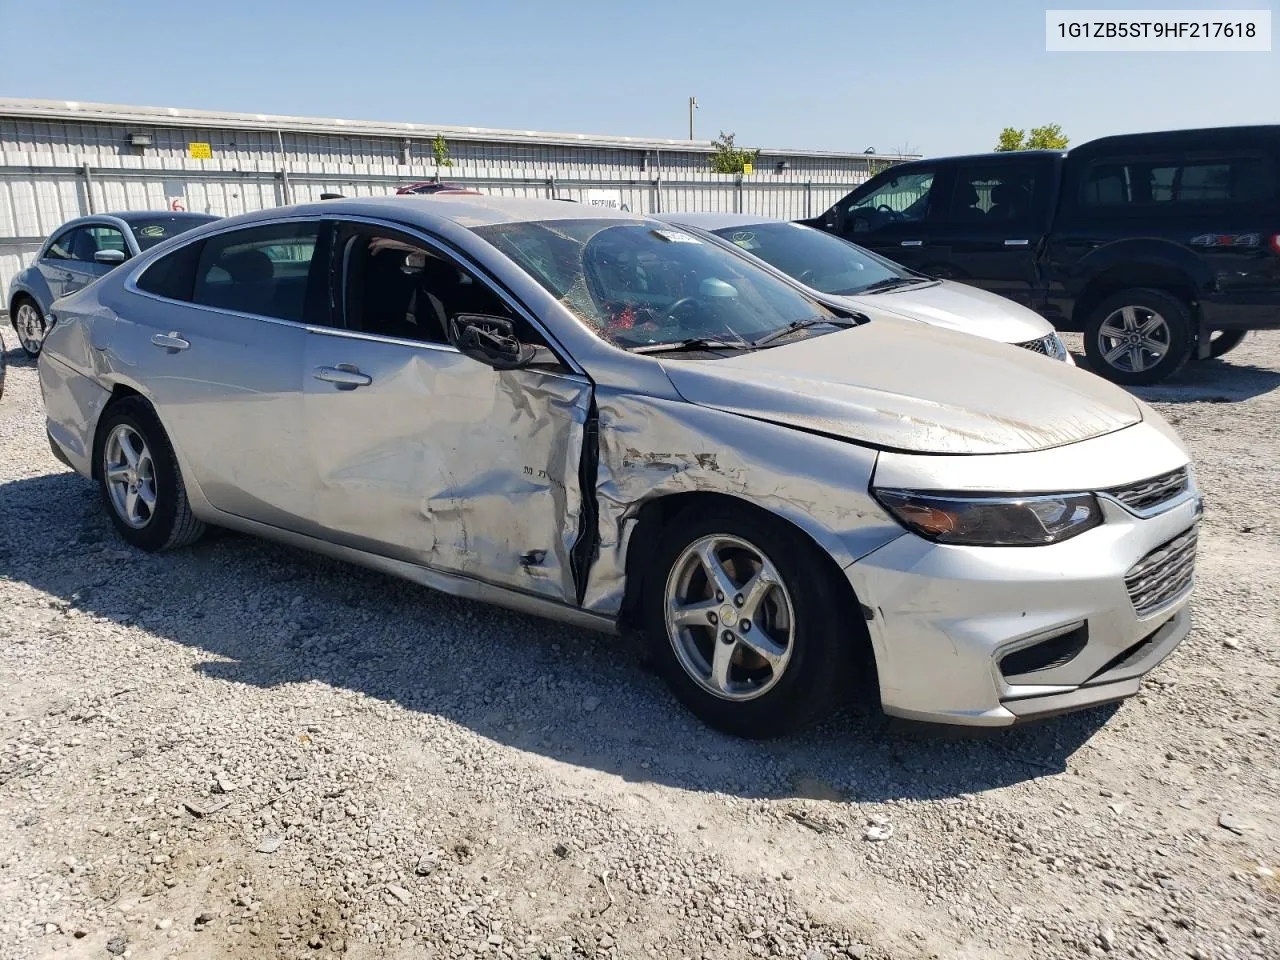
[38,196,1200,737]
[8,211,220,357]
[656,211,1072,362]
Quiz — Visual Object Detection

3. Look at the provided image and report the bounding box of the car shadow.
[1066,348,1280,403]
[0,470,1118,805]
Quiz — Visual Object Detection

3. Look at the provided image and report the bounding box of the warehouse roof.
[0,97,916,162]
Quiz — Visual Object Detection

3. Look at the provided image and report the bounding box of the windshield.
[127,215,220,251]
[711,221,910,296]
[472,219,838,349]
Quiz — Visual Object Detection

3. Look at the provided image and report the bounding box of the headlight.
[873,489,1102,546]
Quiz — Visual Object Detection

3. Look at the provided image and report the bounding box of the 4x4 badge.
[1189,233,1260,248]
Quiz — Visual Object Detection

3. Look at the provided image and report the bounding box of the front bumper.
[845,490,1200,727]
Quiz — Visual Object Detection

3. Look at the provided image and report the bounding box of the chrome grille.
[1017,333,1059,356]
[1125,526,1197,617]
[1104,467,1188,513]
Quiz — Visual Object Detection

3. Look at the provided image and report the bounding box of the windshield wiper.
[857,276,934,293]
[627,337,754,354]
[750,316,855,348]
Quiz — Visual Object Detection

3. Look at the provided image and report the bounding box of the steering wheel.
[875,204,901,221]
[661,296,701,323]
[795,268,817,284]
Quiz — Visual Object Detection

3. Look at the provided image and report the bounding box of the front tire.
[642,504,861,738]
[12,297,47,358]
[1084,288,1193,385]
[95,397,206,552]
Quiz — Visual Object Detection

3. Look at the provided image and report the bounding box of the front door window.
[845,169,936,236]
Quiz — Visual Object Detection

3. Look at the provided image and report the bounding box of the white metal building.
[0,98,910,310]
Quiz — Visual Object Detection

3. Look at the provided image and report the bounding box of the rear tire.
[1205,329,1248,360]
[1084,288,1193,386]
[12,297,47,359]
[642,503,862,738]
[94,396,206,552]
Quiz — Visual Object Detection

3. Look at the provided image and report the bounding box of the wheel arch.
[1071,262,1200,331]
[617,491,872,651]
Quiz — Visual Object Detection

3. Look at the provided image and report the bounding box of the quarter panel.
[39,353,111,476]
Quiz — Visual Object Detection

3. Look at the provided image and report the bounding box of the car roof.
[215,194,650,232]
[655,211,783,230]
[883,150,1065,168]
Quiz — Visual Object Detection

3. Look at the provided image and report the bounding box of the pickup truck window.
[947,161,1041,224]
[846,169,935,233]
[1080,154,1275,211]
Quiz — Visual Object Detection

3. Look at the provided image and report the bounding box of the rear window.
[127,215,220,251]
[1079,154,1276,211]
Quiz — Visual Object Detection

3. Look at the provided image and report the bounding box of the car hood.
[659,315,1141,455]
[838,280,1054,344]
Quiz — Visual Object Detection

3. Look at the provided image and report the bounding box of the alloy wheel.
[1097,305,1171,374]
[15,302,46,354]
[103,424,158,529]
[663,534,795,701]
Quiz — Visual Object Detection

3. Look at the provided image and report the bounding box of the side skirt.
[200,509,618,636]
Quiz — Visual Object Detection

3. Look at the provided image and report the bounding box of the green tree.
[432,135,454,168]
[995,124,1069,152]
[709,131,759,174]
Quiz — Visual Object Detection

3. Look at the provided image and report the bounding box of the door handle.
[150,331,190,351]
[313,364,372,389]
[1004,239,1030,246]
[900,240,923,247]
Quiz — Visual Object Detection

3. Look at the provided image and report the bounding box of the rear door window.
[1079,153,1276,212]
[945,159,1042,227]
[191,222,324,322]
[136,241,206,301]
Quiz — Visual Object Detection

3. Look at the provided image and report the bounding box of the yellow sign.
[741,161,753,175]
[188,142,212,160]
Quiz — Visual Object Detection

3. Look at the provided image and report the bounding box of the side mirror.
[448,313,535,371]
[94,248,128,265]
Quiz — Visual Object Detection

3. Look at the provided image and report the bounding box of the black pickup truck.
[810,125,1280,384]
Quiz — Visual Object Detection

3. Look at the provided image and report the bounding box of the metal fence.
[0,99,915,309]
[0,164,867,307]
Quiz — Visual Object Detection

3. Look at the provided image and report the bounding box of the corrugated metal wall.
[1,107,900,310]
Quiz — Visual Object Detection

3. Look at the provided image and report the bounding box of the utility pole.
[688,96,698,141]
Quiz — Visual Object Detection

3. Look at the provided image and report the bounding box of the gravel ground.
[1,327,1277,960]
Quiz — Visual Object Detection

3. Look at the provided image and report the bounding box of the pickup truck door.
[828,165,943,274]
[922,155,1056,308]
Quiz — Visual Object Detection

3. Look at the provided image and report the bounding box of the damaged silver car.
[38,197,1202,737]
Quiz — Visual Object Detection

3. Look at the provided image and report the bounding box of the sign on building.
[585,189,630,212]
[188,142,212,160]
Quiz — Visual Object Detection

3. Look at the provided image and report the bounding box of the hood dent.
[660,320,1142,455]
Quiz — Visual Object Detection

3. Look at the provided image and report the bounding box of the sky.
[0,0,1275,157]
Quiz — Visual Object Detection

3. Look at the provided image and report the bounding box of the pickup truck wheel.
[1205,329,1248,359]
[1084,288,1192,386]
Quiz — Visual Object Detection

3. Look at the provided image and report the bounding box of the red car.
[395,181,482,196]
